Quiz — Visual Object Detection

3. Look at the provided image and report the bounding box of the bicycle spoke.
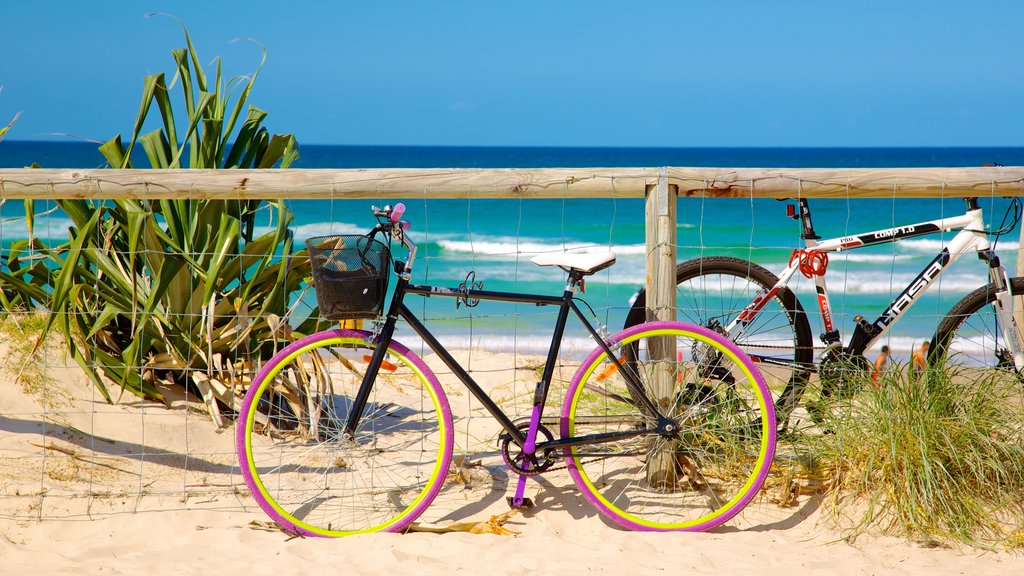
[238,332,453,537]
[563,322,776,531]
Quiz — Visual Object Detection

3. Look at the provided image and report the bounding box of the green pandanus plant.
[28,21,325,425]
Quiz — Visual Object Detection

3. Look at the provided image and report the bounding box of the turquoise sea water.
[3,142,1024,359]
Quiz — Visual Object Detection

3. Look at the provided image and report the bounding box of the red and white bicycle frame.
[727,198,1024,368]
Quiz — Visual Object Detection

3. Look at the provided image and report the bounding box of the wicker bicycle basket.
[306,234,391,320]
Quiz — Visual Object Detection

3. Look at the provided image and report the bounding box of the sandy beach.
[1,344,1020,575]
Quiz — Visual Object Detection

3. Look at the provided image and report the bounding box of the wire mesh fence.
[2,166,1023,528]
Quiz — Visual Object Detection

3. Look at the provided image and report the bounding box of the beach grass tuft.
[803,361,1024,548]
[0,312,67,410]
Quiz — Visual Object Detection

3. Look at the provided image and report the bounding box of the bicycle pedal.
[507,496,535,510]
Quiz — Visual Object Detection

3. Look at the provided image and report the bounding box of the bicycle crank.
[500,423,557,476]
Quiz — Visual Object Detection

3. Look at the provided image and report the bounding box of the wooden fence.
[4,166,1024,323]
[6,166,1024,480]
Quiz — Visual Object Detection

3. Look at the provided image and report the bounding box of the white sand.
[0,346,1019,575]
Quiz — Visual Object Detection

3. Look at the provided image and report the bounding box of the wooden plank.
[2,166,1024,199]
[0,168,656,199]
[668,166,1024,198]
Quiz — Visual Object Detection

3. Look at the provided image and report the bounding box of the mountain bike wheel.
[624,257,813,429]
[562,321,776,531]
[931,277,1024,372]
[237,329,454,537]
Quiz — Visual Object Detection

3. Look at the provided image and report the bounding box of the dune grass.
[0,312,67,410]
[799,361,1024,548]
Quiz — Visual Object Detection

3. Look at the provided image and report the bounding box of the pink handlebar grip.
[390,203,406,222]
[399,221,411,231]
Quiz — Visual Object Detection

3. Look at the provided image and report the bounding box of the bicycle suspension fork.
[965,195,1022,369]
[980,248,1024,369]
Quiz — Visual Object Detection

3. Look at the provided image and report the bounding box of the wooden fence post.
[645,168,678,488]
[645,168,678,323]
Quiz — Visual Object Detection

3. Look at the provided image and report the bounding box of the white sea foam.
[942,336,1010,364]
[1,216,369,244]
[394,330,601,359]
[291,221,367,239]
[0,216,75,239]
[427,259,646,286]
[251,221,366,240]
[864,336,923,357]
[437,237,646,256]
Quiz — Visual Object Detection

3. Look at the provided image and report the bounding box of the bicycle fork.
[983,251,1024,369]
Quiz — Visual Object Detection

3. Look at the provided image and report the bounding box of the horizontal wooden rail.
[669,166,1024,198]
[2,166,1024,199]
[0,168,654,199]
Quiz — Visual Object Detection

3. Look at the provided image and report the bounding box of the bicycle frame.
[345,270,674,508]
[731,197,1024,367]
[342,250,667,458]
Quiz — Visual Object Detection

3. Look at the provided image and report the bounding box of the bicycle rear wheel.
[624,257,813,429]
[562,321,776,531]
[237,329,453,537]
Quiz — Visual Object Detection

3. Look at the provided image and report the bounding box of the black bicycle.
[237,203,776,537]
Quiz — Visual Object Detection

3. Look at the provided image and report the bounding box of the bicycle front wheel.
[237,329,454,537]
[931,277,1024,372]
[562,321,776,531]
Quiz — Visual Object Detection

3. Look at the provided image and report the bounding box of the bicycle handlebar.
[372,204,417,276]
[372,204,412,234]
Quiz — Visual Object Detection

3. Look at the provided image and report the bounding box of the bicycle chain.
[734,342,824,353]
[501,420,628,475]
[509,449,615,475]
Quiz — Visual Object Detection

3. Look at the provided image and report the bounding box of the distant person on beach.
[872,345,890,386]
[911,341,929,380]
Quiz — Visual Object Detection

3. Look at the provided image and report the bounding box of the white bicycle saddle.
[530,251,617,275]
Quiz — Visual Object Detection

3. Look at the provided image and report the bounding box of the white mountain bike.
[624,196,1024,429]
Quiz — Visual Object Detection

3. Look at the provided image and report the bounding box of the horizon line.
[4,139,1024,150]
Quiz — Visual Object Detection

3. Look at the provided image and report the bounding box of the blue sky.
[2,1,1022,147]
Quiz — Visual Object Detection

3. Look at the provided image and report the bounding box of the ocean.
[3,141,1024,359]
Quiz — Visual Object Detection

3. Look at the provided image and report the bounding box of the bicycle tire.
[562,320,777,531]
[930,277,1024,371]
[624,257,814,428]
[237,329,454,537]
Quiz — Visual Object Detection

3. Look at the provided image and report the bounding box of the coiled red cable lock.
[790,249,828,278]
